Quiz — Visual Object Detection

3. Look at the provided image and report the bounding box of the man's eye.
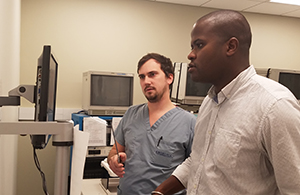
[196,43,203,48]
[139,75,145,79]
[149,72,156,77]
[192,42,204,50]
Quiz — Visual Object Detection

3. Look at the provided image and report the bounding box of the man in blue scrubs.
[108,53,196,195]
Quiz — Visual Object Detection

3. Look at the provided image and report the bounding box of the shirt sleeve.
[114,116,125,146]
[262,97,300,193]
[172,155,192,188]
[185,116,196,158]
[114,105,137,147]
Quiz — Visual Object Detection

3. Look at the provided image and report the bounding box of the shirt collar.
[208,65,256,104]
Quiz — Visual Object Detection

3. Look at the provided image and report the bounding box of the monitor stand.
[0,121,73,195]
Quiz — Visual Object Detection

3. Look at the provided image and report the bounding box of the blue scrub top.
[115,103,195,195]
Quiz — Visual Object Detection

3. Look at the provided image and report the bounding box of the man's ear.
[167,73,173,85]
[226,37,239,56]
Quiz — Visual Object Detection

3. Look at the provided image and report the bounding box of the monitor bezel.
[32,45,58,149]
[82,71,134,115]
[171,62,211,106]
[268,68,300,100]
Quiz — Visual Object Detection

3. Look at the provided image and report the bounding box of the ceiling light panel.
[270,0,300,6]
[246,1,300,15]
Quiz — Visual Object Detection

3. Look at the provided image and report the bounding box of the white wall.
[20,0,300,109]
[0,1,20,195]
[249,14,300,69]
[16,0,300,194]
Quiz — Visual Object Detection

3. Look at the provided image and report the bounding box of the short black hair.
[198,10,252,52]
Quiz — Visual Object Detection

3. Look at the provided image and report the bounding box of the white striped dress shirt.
[173,65,300,195]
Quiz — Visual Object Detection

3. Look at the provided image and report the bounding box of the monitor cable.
[33,147,49,195]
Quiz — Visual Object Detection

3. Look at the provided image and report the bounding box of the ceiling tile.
[245,2,300,15]
[282,9,300,17]
[155,0,210,6]
[201,0,262,11]
[248,0,269,2]
[150,0,300,18]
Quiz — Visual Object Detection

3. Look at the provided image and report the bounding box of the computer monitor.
[82,71,134,115]
[255,68,270,77]
[268,68,300,101]
[171,62,212,105]
[31,45,58,149]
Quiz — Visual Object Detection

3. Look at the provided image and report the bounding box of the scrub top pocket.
[150,137,174,167]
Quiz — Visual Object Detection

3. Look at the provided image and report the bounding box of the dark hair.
[137,53,174,79]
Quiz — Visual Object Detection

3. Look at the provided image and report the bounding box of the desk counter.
[81,178,118,195]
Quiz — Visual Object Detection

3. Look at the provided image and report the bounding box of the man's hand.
[109,152,127,177]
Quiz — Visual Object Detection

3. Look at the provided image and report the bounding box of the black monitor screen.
[45,53,57,121]
[32,45,58,149]
[279,72,300,99]
[90,75,133,106]
[186,71,211,96]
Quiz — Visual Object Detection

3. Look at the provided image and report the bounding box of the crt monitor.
[82,71,134,116]
[171,62,212,105]
[268,68,300,100]
[31,45,58,149]
[255,68,270,77]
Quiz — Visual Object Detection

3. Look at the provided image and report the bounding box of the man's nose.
[144,76,151,84]
[188,50,196,60]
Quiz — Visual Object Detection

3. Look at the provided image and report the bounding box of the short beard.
[145,85,167,103]
[146,94,159,103]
